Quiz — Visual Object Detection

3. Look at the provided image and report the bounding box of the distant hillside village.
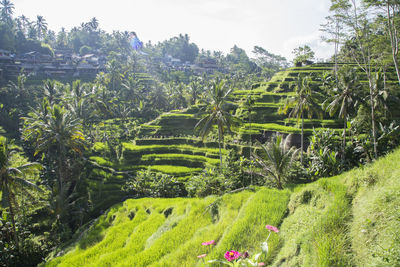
[0,49,223,82]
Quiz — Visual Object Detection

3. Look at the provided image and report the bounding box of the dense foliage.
[0,0,400,266]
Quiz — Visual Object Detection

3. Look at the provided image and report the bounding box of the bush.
[79,45,92,55]
[185,168,233,197]
[123,169,186,198]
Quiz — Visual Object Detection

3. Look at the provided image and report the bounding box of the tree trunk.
[249,108,253,185]
[276,175,283,190]
[342,112,347,164]
[301,112,304,164]
[7,189,19,249]
[387,3,400,86]
[370,89,378,159]
[218,128,223,168]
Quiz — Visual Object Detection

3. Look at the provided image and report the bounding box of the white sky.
[12,0,334,61]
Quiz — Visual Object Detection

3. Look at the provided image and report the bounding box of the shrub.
[123,169,186,198]
[185,168,232,197]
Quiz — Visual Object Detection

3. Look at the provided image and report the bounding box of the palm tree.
[242,94,255,183]
[195,79,235,166]
[187,78,203,105]
[88,17,99,31]
[280,74,322,163]
[22,104,85,221]
[0,0,14,23]
[169,82,187,109]
[323,66,362,162]
[106,59,122,91]
[0,137,42,245]
[252,135,298,189]
[18,14,29,33]
[36,15,48,40]
[43,79,60,104]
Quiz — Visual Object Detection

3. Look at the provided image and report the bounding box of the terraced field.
[85,63,400,213]
[46,147,400,266]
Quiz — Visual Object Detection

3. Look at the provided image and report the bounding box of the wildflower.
[202,240,215,246]
[197,254,207,258]
[242,251,249,258]
[224,250,240,261]
[258,263,265,266]
[265,225,279,233]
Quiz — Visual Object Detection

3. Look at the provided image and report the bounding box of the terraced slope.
[85,63,400,213]
[46,147,400,266]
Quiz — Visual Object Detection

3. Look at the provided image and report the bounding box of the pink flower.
[197,254,207,258]
[265,225,279,233]
[224,250,241,261]
[258,263,265,266]
[202,240,215,246]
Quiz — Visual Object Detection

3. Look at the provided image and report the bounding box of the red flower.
[265,225,279,233]
[224,250,240,261]
[202,240,215,246]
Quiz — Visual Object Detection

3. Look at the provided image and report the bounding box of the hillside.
[85,63,400,214]
[44,146,400,266]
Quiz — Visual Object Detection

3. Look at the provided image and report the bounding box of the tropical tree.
[364,0,400,86]
[168,82,187,109]
[88,17,99,31]
[0,0,14,24]
[106,59,123,91]
[292,45,315,66]
[35,15,48,40]
[187,78,203,105]
[329,0,379,158]
[242,94,255,184]
[252,135,298,189]
[280,74,322,163]
[323,66,362,162]
[22,103,86,222]
[195,79,235,166]
[0,137,42,245]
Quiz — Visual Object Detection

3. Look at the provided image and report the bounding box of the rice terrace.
[0,0,400,266]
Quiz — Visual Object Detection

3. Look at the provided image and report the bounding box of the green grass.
[241,123,302,134]
[89,156,114,167]
[122,143,224,157]
[147,165,203,175]
[44,188,290,267]
[142,153,220,165]
[46,147,400,266]
[160,113,195,118]
[347,150,400,266]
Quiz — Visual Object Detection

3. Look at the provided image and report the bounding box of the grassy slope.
[46,147,400,266]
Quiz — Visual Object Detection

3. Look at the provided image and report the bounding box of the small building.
[0,49,13,63]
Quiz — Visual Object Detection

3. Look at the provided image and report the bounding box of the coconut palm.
[88,17,99,31]
[280,74,322,163]
[242,94,255,183]
[0,0,14,23]
[0,137,42,245]
[187,78,203,105]
[22,104,85,221]
[323,66,362,162]
[195,79,236,166]
[252,135,298,189]
[35,15,48,40]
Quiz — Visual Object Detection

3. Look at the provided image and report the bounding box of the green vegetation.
[1,0,400,266]
[45,148,400,266]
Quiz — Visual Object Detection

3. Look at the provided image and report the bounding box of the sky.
[12,0,334,61]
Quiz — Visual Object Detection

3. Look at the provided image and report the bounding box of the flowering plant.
[206,224,278,266]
